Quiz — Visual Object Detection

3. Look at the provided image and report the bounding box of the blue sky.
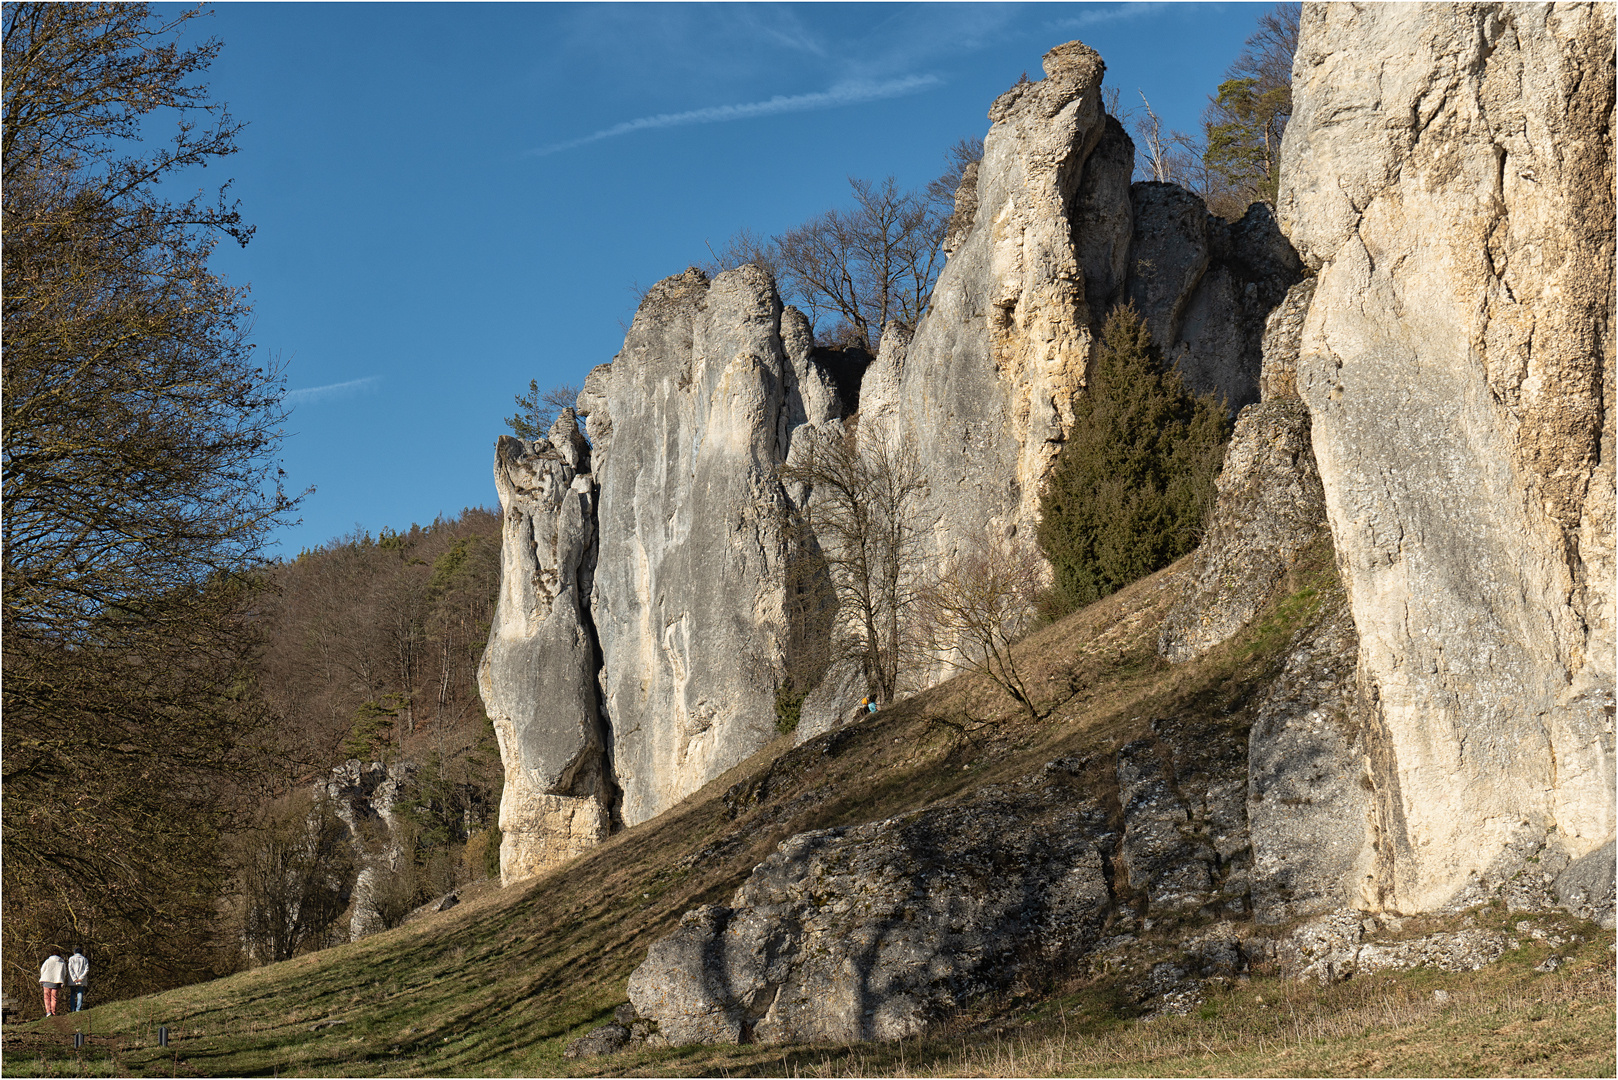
[174,2,1268,556]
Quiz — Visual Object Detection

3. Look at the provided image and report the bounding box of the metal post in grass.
[158,1025,168,1047]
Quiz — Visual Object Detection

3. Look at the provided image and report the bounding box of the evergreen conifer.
[1037,304,1229,615]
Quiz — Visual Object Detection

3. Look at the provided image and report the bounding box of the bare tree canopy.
[919,537,1046,719]
[780,421,927,706]
[700,139,984,353]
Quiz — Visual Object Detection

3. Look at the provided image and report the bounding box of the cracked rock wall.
[1280,1,1616,911]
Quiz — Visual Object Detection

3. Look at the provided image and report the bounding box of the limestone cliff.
[581,265,840,829]
[1279,1,1616,912]
[858,42,1299,609]
[482,267,844,878]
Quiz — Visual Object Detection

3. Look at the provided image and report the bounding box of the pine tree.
[1037,305,1229,615]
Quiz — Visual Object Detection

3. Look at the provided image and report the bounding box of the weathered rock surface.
[582,265,840,830]
[627,759,1115,1045]
[477,415,611,884]
[794,657,868,745]
[1126,188,1303,411]
[858,41,1115,568]
[1157,400,1325,662]
[1280,1,1617,911]
[1267,909,1543,985]
[320,760,412,940]
[1116,716,1249,916]
[1246,590,1375,923]
[1554,840,1617,930]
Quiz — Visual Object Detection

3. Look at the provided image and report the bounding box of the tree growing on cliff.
[1202,3,1300,211]
[506,381,580,439]
[780,421,926,705]
[1037,305,1229,616]
[2,1,297,1004]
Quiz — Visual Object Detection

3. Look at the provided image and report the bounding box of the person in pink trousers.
[39,952,67,1017]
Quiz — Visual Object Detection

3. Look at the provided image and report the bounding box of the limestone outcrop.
[857,41,1115,565]
[1279,1,1616,912]
[582,266,840,829]
[857,42,1300,615]
[478,415,611,883]
[482,266,847,878]
[321,759,412,940]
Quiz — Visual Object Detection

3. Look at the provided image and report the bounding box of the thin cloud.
[528,74,942,157]
[1048,3,1171,31]
[284,376,381,406]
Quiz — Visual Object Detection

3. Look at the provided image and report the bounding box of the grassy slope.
[5,551,1613,1078]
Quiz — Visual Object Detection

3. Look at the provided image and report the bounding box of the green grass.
[3,553,1611,1077]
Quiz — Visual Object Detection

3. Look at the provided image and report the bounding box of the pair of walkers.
[39,947,89,1016]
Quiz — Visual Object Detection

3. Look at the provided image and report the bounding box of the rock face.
[627,759,1114,1045]
[1280,2,1617,911]
[1128,193,1304,411]
[1115,718,1249,916]
[582,266,840,829]
[483,266,846,879]
[858,42,1299,617]
[1156,398,1325,662]
[1245,591,1375,924]
[857,42,1114,567]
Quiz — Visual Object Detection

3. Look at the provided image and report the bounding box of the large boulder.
[1279,1,1616,911]
[627,759,1114,1045]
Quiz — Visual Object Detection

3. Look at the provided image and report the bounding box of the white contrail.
[529,74,942,157]
[284,376,380,405]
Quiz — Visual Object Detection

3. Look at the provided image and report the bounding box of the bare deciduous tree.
[695,139,983,353]
[2,0,299,1008]
[1132,90,1202,186]
[919,538,1046,719]
[780,421,927,706]
[238,794,356,964]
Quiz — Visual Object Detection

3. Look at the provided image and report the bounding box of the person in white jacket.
[38,952,66,1017]
[66,947,90,1012]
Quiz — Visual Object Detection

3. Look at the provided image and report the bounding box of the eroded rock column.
[478,414,612,884]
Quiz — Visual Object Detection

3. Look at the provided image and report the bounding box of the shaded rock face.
[1126,186,1303,411]
[1245,591,1375,924]
[478,415,611,884]
[627,759,1115,1045]
[583,266,840,830]
[1115,717,1250,917]
[1156,398,1325,662]
[1280,1,1616,910]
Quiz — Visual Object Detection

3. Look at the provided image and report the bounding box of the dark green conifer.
[1037,304,1229,615]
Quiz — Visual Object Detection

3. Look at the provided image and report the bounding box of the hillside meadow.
[4,555,1613,1078]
